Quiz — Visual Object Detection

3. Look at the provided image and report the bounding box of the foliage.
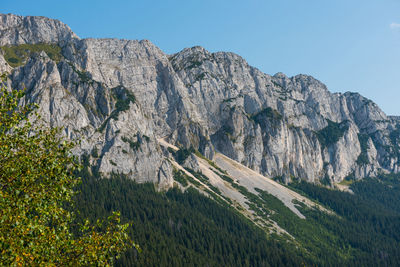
[338,177,354,186]
[170,146,195,164]
[74,172,308,267]
[316,119,349,148]
[184,54,203,70]
[183,168,226,203]
[387,124,400,162]
[0,75,133,266]
[121,136,140,151]
[351,173,400,214]
[173,169,188,187]
[250,107,283,126]
[74,135,400,266]
[68,63,92,84]
[389,125,400,148]
[194,150,227,174]
[0,43,62,67]
[289,177,400,266]
[209,166,360,265]
[98,86,136,132]
[356,133,370,165]
[112,86,136,114]
[254,188,354,265]
[91,146,99,158]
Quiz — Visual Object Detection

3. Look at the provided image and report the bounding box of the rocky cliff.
[1,13,399,186]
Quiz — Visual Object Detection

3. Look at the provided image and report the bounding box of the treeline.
[290,175,400,266]
[73,171,309,266]
[73,165,400,266]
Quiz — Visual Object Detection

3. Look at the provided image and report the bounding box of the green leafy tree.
[0,74,136,266]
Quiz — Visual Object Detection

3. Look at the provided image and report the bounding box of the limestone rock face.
[1,13,400,185]
[0,54,10,73]
[0,13,78,46]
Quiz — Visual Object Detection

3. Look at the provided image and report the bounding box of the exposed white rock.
[0,54,10,73]
[0,13,78,46]
[1,13,400,186]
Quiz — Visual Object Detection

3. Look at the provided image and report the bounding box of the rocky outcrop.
[0,13,78,46]
[169,46,400,182]
[1,13,399,185]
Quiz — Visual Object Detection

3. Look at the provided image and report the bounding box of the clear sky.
[2,0,400,115]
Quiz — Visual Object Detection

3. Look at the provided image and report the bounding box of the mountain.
[1,13,399,188]
[2,13,400,266]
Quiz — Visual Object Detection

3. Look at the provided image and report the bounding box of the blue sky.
[3,0,400,115]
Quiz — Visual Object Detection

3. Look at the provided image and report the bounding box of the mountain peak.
[0,13,78,46]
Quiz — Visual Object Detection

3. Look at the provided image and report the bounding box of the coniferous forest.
[74,173,305,266]
[73,166,400,267]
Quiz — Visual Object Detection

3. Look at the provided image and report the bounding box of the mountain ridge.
[1,13,399,187]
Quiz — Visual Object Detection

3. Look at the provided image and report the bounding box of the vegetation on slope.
[98,86,136,132]
[250,107,283,127]
[72,164,400,267]
[316,119,349,148]
[0,43,62,67]
[74,171,310,267]
[356,133,370,165]
[289,175,400,266]
[72,140,400,266]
